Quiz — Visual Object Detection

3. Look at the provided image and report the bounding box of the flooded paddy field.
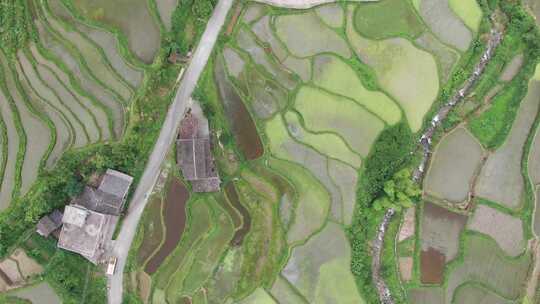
[10,282,61,304]
[353,0,424,40]
[468,204,525,257]
[165,202,234,302]
[347,9,439,132]
[41,3,132,102]
[417,0,473,51]
[155,0,178,30]
[282,223,363,303]
[15,52,73,167]
[315,3,344,29]
[34,19,125,138]
[269,158,329,245]
[415,32,459,83]
[205,2,468,302]
[453,283,514,304]
[71,0,161,63]
[0,87,20,211]
[144,178,189,274]
[48,0,144,88]
[419,202,467,284]
[274,11,351,58]
[294,86,384,156]
[445,234,531,303]
[0,52,51,197]
[152,198,213,292]
[408,287,445,304]
[424,127,484,204]
[214,57,263,160]
[311,53,401,126]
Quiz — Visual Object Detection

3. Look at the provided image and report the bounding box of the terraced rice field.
[71,0,161,63]
[346,8,439,131]
[176,2,481,302]
[126,2,540,304]
[0,0,152,210]
[282,223,364,303]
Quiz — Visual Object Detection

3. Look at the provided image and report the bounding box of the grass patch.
[468,83,525,149]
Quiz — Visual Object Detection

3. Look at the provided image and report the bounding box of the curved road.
[107,0,233,302]
[252,0,370,9]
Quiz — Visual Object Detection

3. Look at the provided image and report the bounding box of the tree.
[373,168,421,212]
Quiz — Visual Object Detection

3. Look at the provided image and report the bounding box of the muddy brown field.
[145,178,189,274]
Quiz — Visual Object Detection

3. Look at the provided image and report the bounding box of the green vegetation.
[373,168,421,212]
[468,1,540,149]
[0,0,33,54]
[353,0,425,39]
[170,0,219,55]
[349,122,414,303]
[468,84,524,149]
[22,234,106,303]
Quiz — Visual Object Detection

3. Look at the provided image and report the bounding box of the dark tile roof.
[178,138,219,180]
[36,217,58,237]
[36,209,63,237]
[72,187,123,216]
[98,169,133,200]
[177,109,221,192]
[49,210,63,226]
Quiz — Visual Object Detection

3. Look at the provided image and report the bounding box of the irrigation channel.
[372,17,504,304]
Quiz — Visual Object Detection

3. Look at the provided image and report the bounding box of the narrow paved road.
[107,1,233,302]
[252,0,369,9]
